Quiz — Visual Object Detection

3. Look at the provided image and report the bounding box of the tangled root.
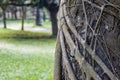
[54,0,120,80]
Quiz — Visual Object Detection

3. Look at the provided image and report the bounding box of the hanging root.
[54,0,120,80]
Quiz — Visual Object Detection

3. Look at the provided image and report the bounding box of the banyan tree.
[54,0,120,80]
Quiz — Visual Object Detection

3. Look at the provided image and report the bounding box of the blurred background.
[0,0,59,80]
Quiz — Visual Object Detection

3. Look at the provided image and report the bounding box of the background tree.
[2,0,34,30]
[35,2,42,26]
[2,6,7,28]
[38,0,59,36]
[47,2,59,36]
[0,0,59,35]
[42,8,47,21]
[1,0,9,28]
[54,0,120,80]
[10,6,17,20]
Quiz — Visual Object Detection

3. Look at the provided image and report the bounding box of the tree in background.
[38,0,59,36]
[47,2,59,36]
[2,6,7,28]
[10,6,17,20]
[0,0,59,35]
[0,0,9,28]
[54,0,120,80]
[42,8,46,21]
[35,2,42,26]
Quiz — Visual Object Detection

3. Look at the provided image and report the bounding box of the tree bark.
[54,0,120,80]
[54,31,62,80]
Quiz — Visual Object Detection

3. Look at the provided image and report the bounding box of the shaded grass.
[0,28,52,39]
[0,28,56,80]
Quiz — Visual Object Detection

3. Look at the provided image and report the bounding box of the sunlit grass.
[0,28,56,80]
[31,20,52,30]
[0,19,52,30]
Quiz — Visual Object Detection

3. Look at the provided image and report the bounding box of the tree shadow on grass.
[0,28,56,40]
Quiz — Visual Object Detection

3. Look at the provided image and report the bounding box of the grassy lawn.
[0,28,56,80]
[0,19,52,30]
[38,20,51,29]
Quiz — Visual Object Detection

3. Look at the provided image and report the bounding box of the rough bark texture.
[54,0,120,80]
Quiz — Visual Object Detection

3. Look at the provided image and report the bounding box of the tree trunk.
[45,2,59,36]
[36,6,42,26]
[50,11,58,36]
[24,7,27,19]
[2,7,7,28]
[7,11,10,19]
[54,0,120,80]
[21,6,24,30]
[11,11,14,19]
[14,10,17,20]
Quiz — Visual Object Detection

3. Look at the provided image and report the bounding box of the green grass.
[0,28,56,80]
[37,20,51,30]
[0,19,34,26]
[0,19,52,30]
[0,28,51,39]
